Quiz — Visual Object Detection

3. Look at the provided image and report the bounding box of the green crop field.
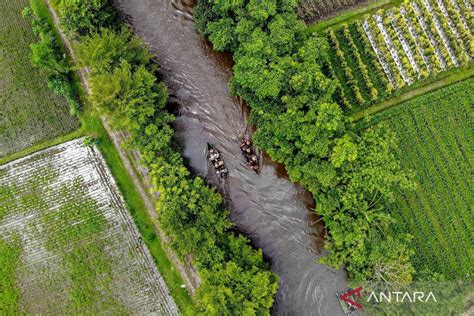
[0,0,78,157]
[0,139,178,314]
[374,79,474,279]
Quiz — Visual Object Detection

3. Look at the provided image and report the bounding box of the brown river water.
[113,0,349,314]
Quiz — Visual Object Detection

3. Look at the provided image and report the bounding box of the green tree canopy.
[57,0,115,36]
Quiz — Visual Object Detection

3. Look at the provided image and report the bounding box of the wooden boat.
[240,139,260,175]
[207,142,228,178]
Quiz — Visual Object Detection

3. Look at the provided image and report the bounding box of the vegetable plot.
[0,0,78,157]
[326,0,473,112]
[0,139,178,315]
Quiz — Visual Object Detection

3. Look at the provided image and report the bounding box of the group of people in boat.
[209,148,227,178]
[240,139,259,172]
[208,138,259,178]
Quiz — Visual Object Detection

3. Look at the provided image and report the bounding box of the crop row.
[326,0,473,111]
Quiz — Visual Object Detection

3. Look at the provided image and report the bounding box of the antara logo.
[340,287,363,309]
[337,287,438,311]
[367,291,437,303]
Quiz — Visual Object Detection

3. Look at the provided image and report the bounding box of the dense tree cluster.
[194,0,415,286]
[53,1,278,314]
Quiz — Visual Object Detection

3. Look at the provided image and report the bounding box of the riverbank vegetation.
[194,0,416,288]
[49,0,278,313]
[194,1,474,307]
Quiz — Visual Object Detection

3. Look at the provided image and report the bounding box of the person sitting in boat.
[251,154,257,162]
[220,168,227,177]
[209,149,220,161]
[217,160,224,167]
[214,162,220,168]
[245,147,251,154]
[216,168,227,177]
[240,140,246,149]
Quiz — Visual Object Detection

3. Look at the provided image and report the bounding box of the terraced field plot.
[326,0,473,112]
[0,139,178,315]
[0,0,78,157]
[375,79,474,279]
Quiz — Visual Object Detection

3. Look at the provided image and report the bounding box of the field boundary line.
[0,129,84,166]
[44,0,200,302]
[351,66,474,120]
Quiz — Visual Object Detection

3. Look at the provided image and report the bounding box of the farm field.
[0,0,78,158]
[325,0,473,113]
[0,139,178,315]
[374,79,474,279]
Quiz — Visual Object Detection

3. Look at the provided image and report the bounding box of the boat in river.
[207,143,228,178]
[240,138,260,174]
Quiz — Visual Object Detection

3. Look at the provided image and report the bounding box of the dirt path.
[45,0,201,295]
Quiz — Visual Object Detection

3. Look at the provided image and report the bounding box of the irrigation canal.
[113,0,349,314]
